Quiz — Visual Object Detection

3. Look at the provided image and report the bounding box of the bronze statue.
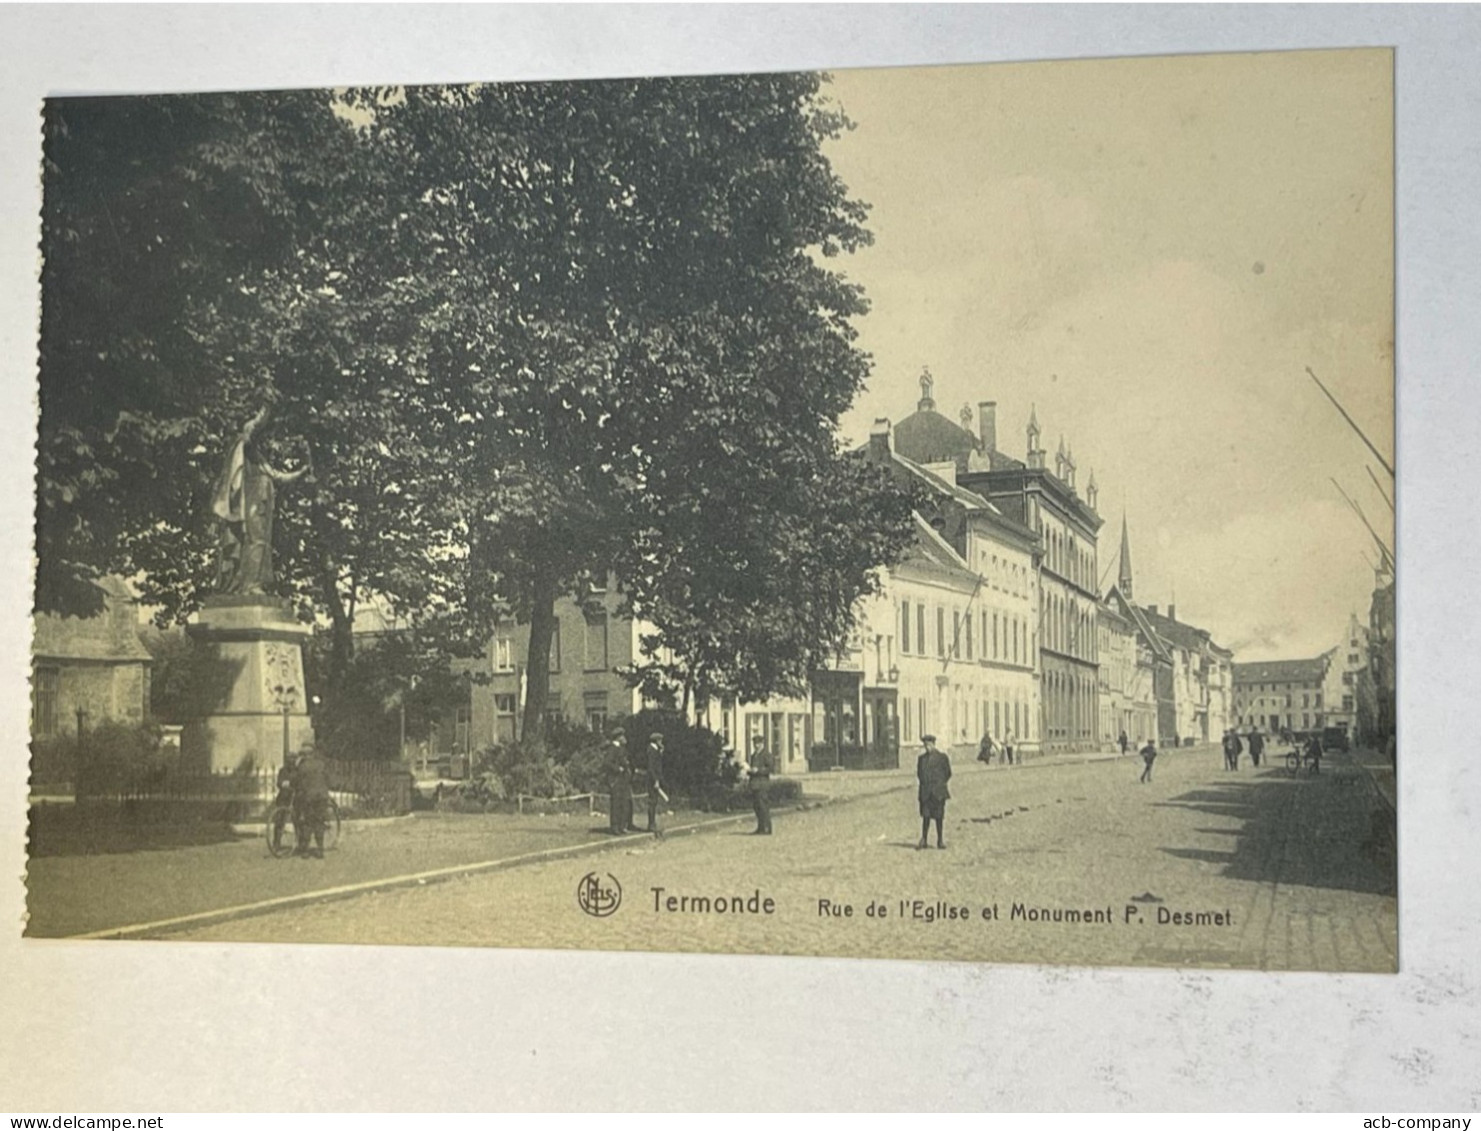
[210,406,308,595]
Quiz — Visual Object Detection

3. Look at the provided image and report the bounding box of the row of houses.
[1229,612,1381,744]
[412,371,1243,771]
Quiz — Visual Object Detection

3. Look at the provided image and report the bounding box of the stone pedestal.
[182,596,315,772]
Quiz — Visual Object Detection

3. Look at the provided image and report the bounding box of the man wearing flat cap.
[916,735,952,850]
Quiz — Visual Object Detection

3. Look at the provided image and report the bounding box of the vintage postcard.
[27,48,1395,972]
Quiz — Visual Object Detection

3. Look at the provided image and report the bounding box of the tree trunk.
[320,567,354,691]
[521,573,558,750]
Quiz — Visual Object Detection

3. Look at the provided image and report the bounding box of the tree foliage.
[38,74,918,738]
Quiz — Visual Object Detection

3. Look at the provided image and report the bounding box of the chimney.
[868,418,893,464]
[1168,604,1177,622]
[978,401,997,453]
[1148,605,1158,618]
[959,404,973,431]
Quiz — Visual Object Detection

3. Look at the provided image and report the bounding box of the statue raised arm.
[211,406,307,595]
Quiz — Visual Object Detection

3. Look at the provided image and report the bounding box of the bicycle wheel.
[1285,752,1301,776]
[265,805,296,858]
[322,797,342,852]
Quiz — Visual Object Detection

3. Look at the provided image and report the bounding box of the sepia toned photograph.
[27,47,1395,973]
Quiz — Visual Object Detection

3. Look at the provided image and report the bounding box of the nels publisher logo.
[577,872,622,918]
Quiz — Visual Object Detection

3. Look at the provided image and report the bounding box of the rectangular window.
[494,693,517,743]
[902,696,912,742]
[917,604,926,657]
[746,716,770,752]
[583,691,609,731]
[493,624,515,672]
[936,607,946,658]
[965,613,974,660]
[548,622,562,673]
[1342,695,1354,711]
[32,665,58,738]
[993,612,1000,659]
[918,698,926,740]
[901,599,911,654]
[584,613,609,671]
[1314,692,1322,708]
[952,611,961,658]
[455,705,471,753]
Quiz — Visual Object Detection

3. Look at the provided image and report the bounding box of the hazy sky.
[823,49,1393,662]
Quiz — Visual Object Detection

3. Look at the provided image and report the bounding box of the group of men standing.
[605,727,668,838]
[270,741,332,858]
[603,728,775,837]
[1221,727,1266,770]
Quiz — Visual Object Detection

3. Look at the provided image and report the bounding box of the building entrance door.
[809,670,863,770]
[862,688,899,769]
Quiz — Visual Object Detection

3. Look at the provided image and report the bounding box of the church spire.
[1117,512,1134,598]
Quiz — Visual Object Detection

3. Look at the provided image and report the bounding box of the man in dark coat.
[606,727,634,835]
[644,732,667,838]
[1248,728,1264,768]
[1222,729,1242,771]
[747,734,774,835]
[1305,732,1323,775]
[916,735,952,850]
[1139,739,1158,783]
[290,742,332,858]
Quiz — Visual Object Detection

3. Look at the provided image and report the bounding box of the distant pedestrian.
[916,735,952,849]
[644,732,667,838]
[1222,729,1242,771]
[1139,739,1157,783]
[1305,733,1323,775]
[1003,730,1015,765]
[1119,731,1129,757]
[747,735,774,835]
[977,733,996,765]
[1248,729,1264,768]
[606,727,634,835]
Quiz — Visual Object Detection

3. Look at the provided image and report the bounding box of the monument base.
[183,596,316,773]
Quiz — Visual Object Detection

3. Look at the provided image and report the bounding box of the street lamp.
[271,684,298,766]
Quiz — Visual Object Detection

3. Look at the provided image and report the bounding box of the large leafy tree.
[37,74,917,741]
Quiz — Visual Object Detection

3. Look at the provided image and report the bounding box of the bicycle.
[265,796,342,858]
[1284,750,1321,777]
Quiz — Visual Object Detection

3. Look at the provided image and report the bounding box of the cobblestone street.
[172,745,1397,971]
